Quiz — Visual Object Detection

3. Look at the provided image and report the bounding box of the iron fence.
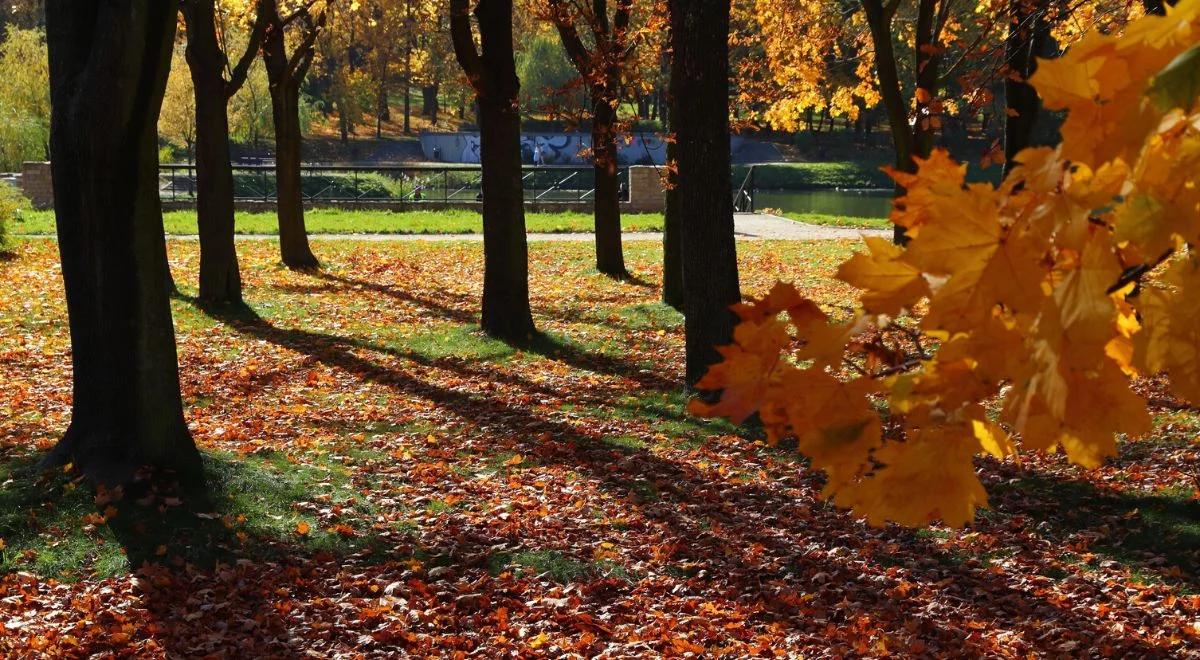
[158,163,630,205]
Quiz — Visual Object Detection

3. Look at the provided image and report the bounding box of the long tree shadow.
[188,299,1169,654]
[309,271,478,324]
[0,444,535,655]
[986,471,1200,591]
[305,271,681,390]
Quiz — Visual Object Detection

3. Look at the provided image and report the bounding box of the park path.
[238,213,885,242]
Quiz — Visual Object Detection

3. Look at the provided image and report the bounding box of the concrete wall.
[420,132,682,166]
[21,162,53,210]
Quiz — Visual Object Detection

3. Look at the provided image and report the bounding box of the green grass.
[991,475,1200,592]
[0,448,387,580]
[734,161,893,189]
[488,549,637,583]
[12,209,665,236]
[775,211,891,230]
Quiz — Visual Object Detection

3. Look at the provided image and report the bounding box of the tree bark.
[1002,0,1047,174]
[422,83,440,121]
[592,93,627,277]
[182,0,255,305]
[45,0,202,484]
[669,0,741,387]
[861,0,945,244]
[549,0,630,278]
[261,0,320,269]
[661,47,683,311]
[451,0,536,340]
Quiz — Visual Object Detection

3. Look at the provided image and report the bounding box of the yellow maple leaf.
[1136,257,1200,403]
[836,236,929,315]
[832,425,989,528]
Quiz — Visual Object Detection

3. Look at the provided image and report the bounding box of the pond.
[754,189,893,219]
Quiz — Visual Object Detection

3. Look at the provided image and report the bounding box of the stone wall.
[21,162,53,210]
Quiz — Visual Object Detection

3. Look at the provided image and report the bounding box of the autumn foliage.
[692,1,1200,527]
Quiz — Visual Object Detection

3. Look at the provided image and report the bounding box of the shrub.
[0,181,30,253]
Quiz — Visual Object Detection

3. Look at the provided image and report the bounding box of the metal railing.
[732,165,755,213]
[158,163,630,205]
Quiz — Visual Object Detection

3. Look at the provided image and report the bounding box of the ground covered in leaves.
[0,239,1198,657]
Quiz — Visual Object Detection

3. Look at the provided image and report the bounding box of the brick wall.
[625,165,665,214]
[21,162,53,210]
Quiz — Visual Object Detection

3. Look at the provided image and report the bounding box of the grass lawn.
[0,239,1196,656]
[772,210,891,229]
[9,207,884,235]
[12,208,668,235]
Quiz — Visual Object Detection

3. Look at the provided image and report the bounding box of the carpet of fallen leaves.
[1,239,1198,658]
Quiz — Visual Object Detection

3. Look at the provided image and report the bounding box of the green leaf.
[1147,44,1200,112]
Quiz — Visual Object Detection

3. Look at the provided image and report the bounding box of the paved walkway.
[20,214,888,242]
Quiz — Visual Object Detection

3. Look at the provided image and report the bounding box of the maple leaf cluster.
[693,0,1200,528]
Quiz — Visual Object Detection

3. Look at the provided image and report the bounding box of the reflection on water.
[755,189,892,218]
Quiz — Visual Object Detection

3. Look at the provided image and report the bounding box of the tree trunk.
[1003,0,1046,174]
[592,93,627,278]
[670,0,741,388]
[451,0,536,341]
[661,47,683,311]
[187,44,242,304]
[662,137,683,311]
[862,0,918,244]
[378,79,391,122]
[44,0,202,484]
[269,79,318,269]
[422,83,440,120]
[261,4,319,270]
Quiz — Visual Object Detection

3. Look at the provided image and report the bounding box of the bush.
[0,181,30,253]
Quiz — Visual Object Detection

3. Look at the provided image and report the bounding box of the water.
[754,189,893,219]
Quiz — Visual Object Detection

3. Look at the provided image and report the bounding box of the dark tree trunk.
[548,0,630,278]
[669,0,741,387]
[662,134,683,311]
[44,0,202,484]
[261,0,319,269]
[182,0,263,305]
[592,93,627,277]
[422,83,440,120]
[451,0,535,341]
[1003,0,1047,174]
[379,80,391,122]
[404,84,412,133]
[661,51,683,311]
[268,78,318,269]
[187,38,242,304]
[861,0,942,244]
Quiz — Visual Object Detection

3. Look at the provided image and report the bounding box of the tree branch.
[287,10,326,82]
[1107,247,1175,295]
[226,4,270,98]
[450,0,483,89]
[548,0,594,76]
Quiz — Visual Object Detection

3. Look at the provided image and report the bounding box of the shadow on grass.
[186,298,1166,654]
[990,474,1200,591]
[310,271,477,324]
[0,446,418,655]
[0,449,391,578]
